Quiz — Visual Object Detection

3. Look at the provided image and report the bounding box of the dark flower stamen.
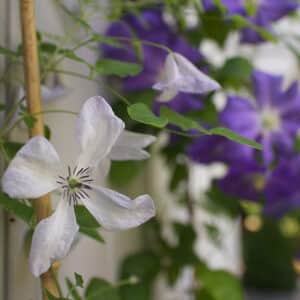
[56,165,93,205]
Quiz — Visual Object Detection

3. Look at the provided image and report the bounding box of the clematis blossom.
[152,52,220,102]
[1,96,156,277]
[220,71,300,164]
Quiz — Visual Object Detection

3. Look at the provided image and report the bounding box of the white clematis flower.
[153,52,221,102]
[1,96,156,277]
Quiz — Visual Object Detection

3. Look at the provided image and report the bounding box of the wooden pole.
[20,1,59,298]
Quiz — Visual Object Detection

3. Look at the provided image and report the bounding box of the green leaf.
[40,42,58,54]
[120,251,160,282]
[127,103,168,128]
[66,278,81,300]
[79,226,104,243]
[119,251,160,300]
[218,57,254,89]
[75,205,100,228]
[196,288,215,300]
[197,266,244,300]
[160,106,208,133]
[0,192,34,226]
[200,11,232,46]
[209,127,262,150]
[75,272,84,288]
[94,59,142,77]
[85,278,120,300]
[3,141,24,159]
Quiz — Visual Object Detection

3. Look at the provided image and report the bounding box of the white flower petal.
[98,158,111,178]
[29,200,79,277]
[153,52,221,101]
[76,96,125,168]
[109,130,156,160]
[2,136,61,199]
[81,185,155,231]
[153,54,180,91]
[173,53,221,93]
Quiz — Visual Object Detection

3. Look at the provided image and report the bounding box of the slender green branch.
[3,109,78,137]
[107,36,172,54]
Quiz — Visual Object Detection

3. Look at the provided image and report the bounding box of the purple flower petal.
[218,161,267,202]
[252,71,282,108]
[264,157,300,217]
[220,95,260,139]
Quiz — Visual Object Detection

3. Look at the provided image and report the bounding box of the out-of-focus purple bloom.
[217,156,300,217]
[217,161,267,202]
[264,157,300,217]
[103,9,202,92]
[187,135,253,164]
[220,71,300,165]
[203,0,298,43]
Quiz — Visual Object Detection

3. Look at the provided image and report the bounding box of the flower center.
[260,107,281,133]
[56,166,93,205]
[68,177,82,190]
[252,174,265,191]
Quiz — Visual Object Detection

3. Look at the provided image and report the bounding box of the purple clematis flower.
[217,160,267,202]
[103,9,205,112]
[202,0,298,43]
[217,157,300,217]
[264,157,300,217]
[220,71,300,165]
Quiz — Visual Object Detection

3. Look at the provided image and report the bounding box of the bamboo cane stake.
[20,0,59,298]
